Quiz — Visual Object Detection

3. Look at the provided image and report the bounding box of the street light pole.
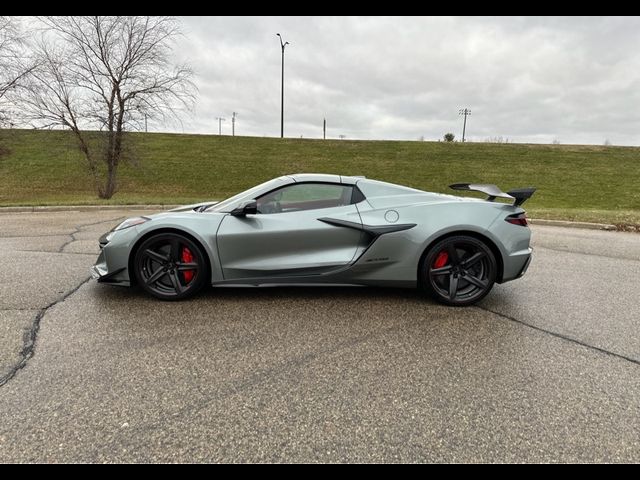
[276,33,290,139]
[215,117,226,135]
[459,108,471,142]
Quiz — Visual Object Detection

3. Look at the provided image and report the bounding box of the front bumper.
[91,228,137,286]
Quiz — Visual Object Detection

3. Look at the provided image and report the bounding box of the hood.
[167,201,219,213]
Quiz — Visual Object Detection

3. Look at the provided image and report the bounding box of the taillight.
[506,212,528,227]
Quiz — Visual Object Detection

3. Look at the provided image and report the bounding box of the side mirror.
[230,200,258,217]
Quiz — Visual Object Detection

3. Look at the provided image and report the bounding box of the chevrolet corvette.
[92,174,535,306]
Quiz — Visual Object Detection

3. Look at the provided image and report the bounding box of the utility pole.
[459,108,471,142]
[215,117,226,135]
[144,113,148,133]
[276,33,290,138]
[232,112,237,136]
[323,118,326,140]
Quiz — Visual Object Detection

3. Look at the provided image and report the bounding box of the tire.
[133,232,210,301]
[420,235,497,306]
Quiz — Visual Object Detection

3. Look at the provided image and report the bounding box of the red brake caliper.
[433,250,449,269]
[181,247,195,283]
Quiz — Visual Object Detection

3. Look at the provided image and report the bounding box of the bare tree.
[21,16,195,199]
[0,16,36,126]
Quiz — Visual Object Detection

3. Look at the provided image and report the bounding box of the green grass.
[1,129,639,225]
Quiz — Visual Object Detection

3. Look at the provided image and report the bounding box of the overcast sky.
[168,16,640,145]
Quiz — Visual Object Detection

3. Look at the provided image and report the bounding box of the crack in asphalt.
[0,276,92,388]
[57,216,124,254]
[476,305,640,367]
[0,216,122,388]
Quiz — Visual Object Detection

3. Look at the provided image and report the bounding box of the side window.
[257,183,354,214]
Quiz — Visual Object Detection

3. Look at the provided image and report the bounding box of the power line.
[459,108,471,142]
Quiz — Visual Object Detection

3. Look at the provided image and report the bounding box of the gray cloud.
[167,16,640,145]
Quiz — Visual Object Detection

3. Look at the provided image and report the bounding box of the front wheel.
[421,235,497,306]
[134,232,209,301]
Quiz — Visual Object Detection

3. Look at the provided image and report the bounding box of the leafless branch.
[18,16,196,198]
[0,16,38,125]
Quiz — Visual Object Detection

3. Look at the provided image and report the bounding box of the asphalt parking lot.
[0,209,639,463]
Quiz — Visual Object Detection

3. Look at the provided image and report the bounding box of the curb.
[0,204,182,213]
[0,205,620,231]
[528,218,617,231]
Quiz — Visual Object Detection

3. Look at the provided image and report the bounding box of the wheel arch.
[128,227,213,286]
[417,230,505,286]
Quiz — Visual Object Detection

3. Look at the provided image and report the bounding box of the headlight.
[113,216,150,231]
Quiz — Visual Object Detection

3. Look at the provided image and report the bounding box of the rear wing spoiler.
[449,183,536,207]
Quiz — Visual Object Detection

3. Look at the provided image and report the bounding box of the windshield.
[205,177,289,212]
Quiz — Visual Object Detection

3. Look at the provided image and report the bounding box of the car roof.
[286,173,365,185]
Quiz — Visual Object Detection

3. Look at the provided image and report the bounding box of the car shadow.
[113,283,431,304]
[95,281,510,313]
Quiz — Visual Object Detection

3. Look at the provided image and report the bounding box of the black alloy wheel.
[134,232,209,300]
[422,235,497,306]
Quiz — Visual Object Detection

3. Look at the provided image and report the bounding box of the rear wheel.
[421,235,497,306]
[134,232,209,301]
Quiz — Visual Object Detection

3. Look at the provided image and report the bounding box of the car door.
[216,182,364,280]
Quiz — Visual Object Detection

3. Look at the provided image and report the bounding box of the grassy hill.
[0,129,638,224]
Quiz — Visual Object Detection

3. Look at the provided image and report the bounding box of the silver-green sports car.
[92,174,535,306]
